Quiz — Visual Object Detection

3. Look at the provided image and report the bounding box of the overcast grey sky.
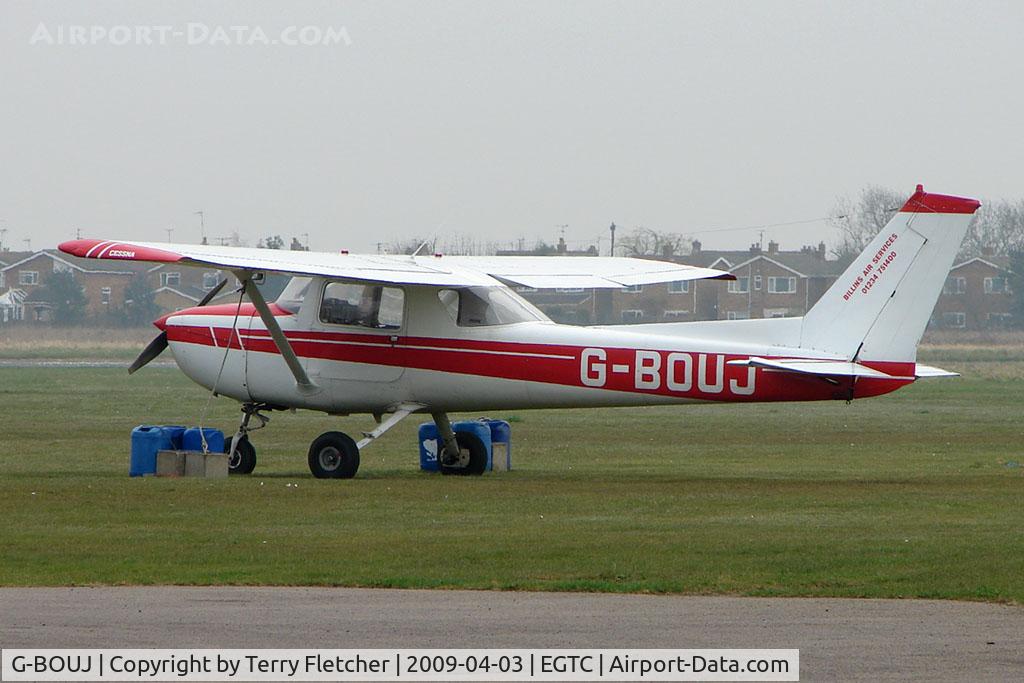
[1,0,1021,255]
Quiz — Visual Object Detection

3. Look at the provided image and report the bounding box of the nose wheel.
[225,436,257,475]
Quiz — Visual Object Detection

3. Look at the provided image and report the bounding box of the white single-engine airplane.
[60,185,979,479]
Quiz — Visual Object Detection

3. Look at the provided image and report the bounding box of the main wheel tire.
[225,436,257,475]
[308,431,360,479]
[440,432,488,476]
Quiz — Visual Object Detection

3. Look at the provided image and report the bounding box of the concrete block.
[204,453,228,479]
[155,450,186,477]
[184,451,206,477]
[183,451,229,478]
[491,442,510,471]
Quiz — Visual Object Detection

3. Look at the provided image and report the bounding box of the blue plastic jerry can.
[130,425,173,477]
[418,421,493,472]
[480,419,511,471]
[182,427,225,454]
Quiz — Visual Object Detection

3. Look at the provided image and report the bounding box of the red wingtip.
[58,239,183,262]
[900,185,980,214]
[59,239,104,257]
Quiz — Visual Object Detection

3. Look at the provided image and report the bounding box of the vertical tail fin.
[800,185,980,362]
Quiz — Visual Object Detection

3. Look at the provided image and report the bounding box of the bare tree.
[959,199,1024,259]
[385,236,433,255]
[617,227,690,258]
[828,185,904,261]
[382,234,501,256]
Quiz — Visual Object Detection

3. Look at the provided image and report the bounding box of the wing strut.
[240,272,318,393]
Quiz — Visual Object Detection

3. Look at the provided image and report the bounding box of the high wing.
[58,239,733,288]
[445,255,734,288]
[58,239,495,287]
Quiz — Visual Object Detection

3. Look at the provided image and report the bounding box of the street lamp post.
[194,211,206,244]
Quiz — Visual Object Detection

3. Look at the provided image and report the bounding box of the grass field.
[1,360,1022,601]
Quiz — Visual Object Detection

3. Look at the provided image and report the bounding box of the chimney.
[749,242,761,254]
[691,239,702,255]
[982,245,995,257]
[818,241,826,259]
[768,240,779,255]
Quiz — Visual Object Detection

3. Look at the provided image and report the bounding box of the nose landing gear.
[225,402,271,475]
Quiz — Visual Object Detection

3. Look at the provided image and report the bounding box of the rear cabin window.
[320,282,404,329]
[437,287,548,327]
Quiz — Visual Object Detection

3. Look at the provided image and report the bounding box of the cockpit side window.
[320,282,404,329]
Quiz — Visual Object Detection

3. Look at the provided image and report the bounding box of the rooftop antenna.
[194,210,206,244]
[165,227,174,242]
[76,227,82,240]
[23,238,31,251]
[558,224,568,238]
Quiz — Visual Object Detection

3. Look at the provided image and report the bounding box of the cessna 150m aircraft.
[59,185,979,479]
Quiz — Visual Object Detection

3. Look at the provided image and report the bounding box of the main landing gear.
[432,411,488,476]
[228,402,487,479]
[307,432,360,479]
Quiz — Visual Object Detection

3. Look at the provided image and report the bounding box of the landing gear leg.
[226,402,269,475]
[432,411,487,476]
[432,411,461,467]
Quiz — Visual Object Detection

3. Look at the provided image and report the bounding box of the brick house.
[703,241,843,320]
[0,248,293,324]
[147,262,235,313]
[604,240,842,323]
[931,255,1013,329]
[608,276,706,323]
[0,250,148,321]
[512,239,844,324]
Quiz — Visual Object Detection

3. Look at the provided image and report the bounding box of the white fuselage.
[162,280,910,415]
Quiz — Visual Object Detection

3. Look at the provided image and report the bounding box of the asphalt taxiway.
[2,588,1021,680]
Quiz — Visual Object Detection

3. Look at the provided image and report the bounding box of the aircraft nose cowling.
[154,304,219,330]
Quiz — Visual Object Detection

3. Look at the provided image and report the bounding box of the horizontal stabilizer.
[727,357,914,380]
[914,364,960,379]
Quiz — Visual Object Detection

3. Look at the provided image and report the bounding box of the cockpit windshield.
[438,286,549,326]
[275,276,312,313]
